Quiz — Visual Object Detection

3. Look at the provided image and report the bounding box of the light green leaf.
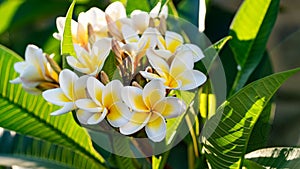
[229,0,279,94]
[245,147,300,168]
[125,0,151,14]
[201,67,300,169]
[0,129,104,169]
[0,45,105,167]
[61,0,76,57]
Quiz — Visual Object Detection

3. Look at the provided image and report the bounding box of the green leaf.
[229,0,280,94]
[196,36,232,74]
[0,129,104,169]
[201,67,300,169]
[125,0,151,14]
[242,159,265,169]
[0,0,25,35]
[61,0,76,57]
[245,147,300,168]
[0,45,105,167]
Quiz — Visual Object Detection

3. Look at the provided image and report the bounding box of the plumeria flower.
[130,2,168,34]
[54,7,107,49]
[75,77,131,126]
[42,69,87,115]
[155,31,205,62]
[140,48,207,90]
[120,26,161,70]
[120,80,186,142]
[66,38,112,76]
[105,1,132,41]
[10,45,59,94]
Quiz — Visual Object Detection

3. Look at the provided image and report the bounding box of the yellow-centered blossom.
[10,45,58,94]
[120,80,186,142]
[75,77,131,126]
[42,69,87,115]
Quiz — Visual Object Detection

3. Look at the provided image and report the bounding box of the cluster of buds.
[11,2,207,142]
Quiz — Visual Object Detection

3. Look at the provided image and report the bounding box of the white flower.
[120,80,186,142]
[66,38,112,76]
[54,7,107,49]
[140,48,207,90]
[155,31,205,62]
[42,69,87,115]
[120,26,160,70]
[130,2,168,34]
[10,45,58,94]
[75,77,131,126]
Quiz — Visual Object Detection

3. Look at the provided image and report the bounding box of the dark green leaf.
[245,147,300,168]
[201,67,300,168]
[0,129,105,169]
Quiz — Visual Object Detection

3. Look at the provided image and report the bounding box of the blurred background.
[0,0,299,151]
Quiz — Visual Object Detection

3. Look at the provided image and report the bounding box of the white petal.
[176,70,207,90]
[10,77,22,84]
[130,10,150,33]
[105,1,127,21]
[120,112,151,135]
[145,113,166,142]
[165,31,183,53]
[139,71,163,81]
[86,76,104,105]
[102,80,123,108]
[20,64,44,83]
[151,49,173,60]
[143,80,165,108]
[170,50,194,78]
[74,75,88,99]
[59,69,78,100]
[149,2,161,18]
[122,86,149,112]
[42,88,71,106]
[13,62,27,74]
[66,56,89,74]
[179,44,205,62]
[146,49,170,77]
[75,99,103,112]
[122,25,139,43]
[159,4,168,19]
[92,38,112,71]
[154,97,186,118]
[87,108,108,124]
[76,109,94,124]
[50,102,75,116]
[107,102,131,127]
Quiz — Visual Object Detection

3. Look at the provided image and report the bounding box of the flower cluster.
[11,2,207,142]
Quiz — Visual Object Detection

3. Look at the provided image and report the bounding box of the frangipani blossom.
[10,45,59,94]
[130,2,168,34]
[140,49,207,90]
[42,69,87,115]
[120,80,186,142]
[155,31,205,62]
[120,26,160,69]
[66,38,112,75]
[75,77,130,126]
[54,7,107,49]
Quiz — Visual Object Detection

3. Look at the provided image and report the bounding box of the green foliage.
[202,68,300,168]
[229,0,280,95]
[0,129,103,169]
[245,147,300,168]
[0,45,105,168]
